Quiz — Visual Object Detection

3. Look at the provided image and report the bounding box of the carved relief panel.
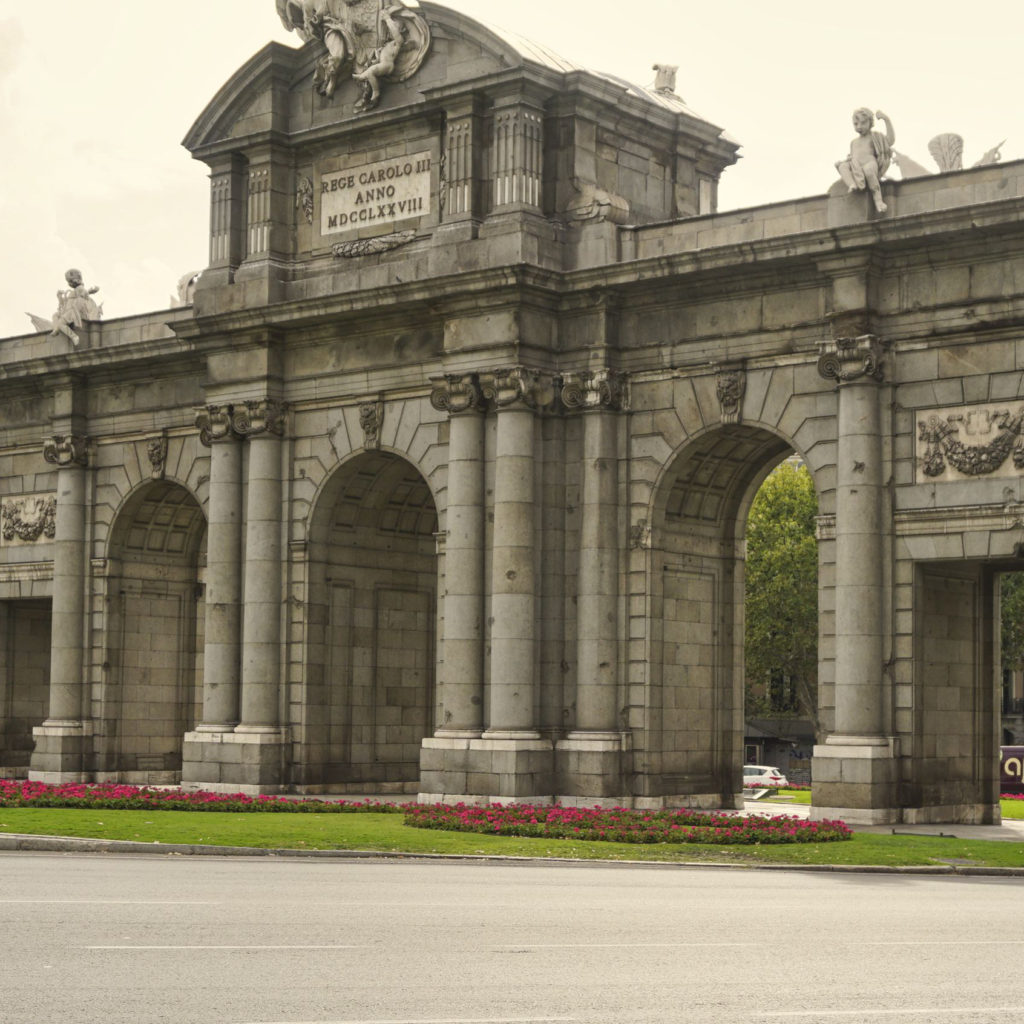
[1,495,57,546]
[915,402,1024,483]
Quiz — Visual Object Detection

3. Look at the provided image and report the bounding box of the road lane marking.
[760,1010,1024,1018]
[493,939,1024,949]
[0,897,216,905]
[241,1019,576,1023]
[85,944,368,950]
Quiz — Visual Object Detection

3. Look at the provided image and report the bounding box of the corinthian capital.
[195,405,237,447]
[817,335,886,384]
[561,369,628,411]
[232,399,288,438]
[429,374,483,415]
[43,435,89,467]
[479,367,556,410]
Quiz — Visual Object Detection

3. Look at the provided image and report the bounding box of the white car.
[743,764,789,788]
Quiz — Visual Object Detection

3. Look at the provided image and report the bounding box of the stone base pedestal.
[554,732,629,804]
[810,735,900,825]
[28,720,92,782]
[181,728,286,794]
[419,732,553,805]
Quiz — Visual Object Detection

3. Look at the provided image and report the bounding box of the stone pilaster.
[30,435,90,782]
[555,371,629,801]
[812,331,898,823]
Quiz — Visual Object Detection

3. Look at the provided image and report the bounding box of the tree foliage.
[744,461,819,731]
[1001,572,1024,673]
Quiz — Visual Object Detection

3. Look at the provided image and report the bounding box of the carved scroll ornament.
[232,399,288,438]
[918,409,1024,478]
[1,495,57,543]
[147,436,168,480]
[479,367,557,410]
[195,405,237,447]
[429,375,482,415]
[43,435,89,467]
[817,334,885,384]
[561,370,628,411]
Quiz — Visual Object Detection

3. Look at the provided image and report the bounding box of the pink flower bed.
[404,803,852,845]
[0,780,402,814]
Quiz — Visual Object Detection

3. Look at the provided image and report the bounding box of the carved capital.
[195,405,237,447]
[817,335,886,384]
[43,435,89,467]
[714,366,746,424]
[429,375,483,415]
[561,370,628,411]
[360,401,384,450]
[479,367,556,410]
[232,399,288,438]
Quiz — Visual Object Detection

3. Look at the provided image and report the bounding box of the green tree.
[744,461,820,735]
[1001,572,1024,674]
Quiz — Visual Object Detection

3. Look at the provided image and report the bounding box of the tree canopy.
[744,461,819,731]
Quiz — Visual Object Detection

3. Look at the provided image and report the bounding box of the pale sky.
[1,0,1020,339]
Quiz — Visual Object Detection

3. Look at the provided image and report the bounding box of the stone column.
[236,401,286,736]
[555,372,629,800]
[195,407,243,729]
[457,368,554,803]
[30,435,90,781]
[419,376,486,802]
[813,333,897,823]
[431,376,485,735]
[483,370,547,735]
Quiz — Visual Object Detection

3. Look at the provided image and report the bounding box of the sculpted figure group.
[277,0,430,112]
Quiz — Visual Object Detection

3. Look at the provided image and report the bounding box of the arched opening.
[103,481,206,782]
[301,451,438,790]
[742,458,819,788]
[650,424,818,807]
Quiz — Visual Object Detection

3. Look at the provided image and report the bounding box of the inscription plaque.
[321,151,432,236]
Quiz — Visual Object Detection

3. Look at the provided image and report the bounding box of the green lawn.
[2,807,1024,868]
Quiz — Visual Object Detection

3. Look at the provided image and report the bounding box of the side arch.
[98,479,207,783]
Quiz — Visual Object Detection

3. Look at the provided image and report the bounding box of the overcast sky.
[1,0,1020,339]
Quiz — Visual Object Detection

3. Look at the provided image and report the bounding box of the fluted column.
[430,376,485,735]
[42,436,89,724]
[235,400,287,732]
[195,406,242,729]
[562,371,626,733]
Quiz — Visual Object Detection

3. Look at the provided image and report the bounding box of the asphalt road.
[1,852,1023,1024]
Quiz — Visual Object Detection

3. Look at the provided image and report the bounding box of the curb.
[3,832,1024,876]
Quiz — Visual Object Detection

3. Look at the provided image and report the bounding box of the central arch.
[300,450,439,790]
[647,423,813,807]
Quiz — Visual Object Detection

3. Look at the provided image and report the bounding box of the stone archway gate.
[2,3,1023,825]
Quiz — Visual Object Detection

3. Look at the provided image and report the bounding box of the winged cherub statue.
[835,108,895,213]
[26,268,102,346]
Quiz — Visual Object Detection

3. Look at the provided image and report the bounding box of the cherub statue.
[352,4,407,111]
[26,268,102,346]
[835,108,895,213]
